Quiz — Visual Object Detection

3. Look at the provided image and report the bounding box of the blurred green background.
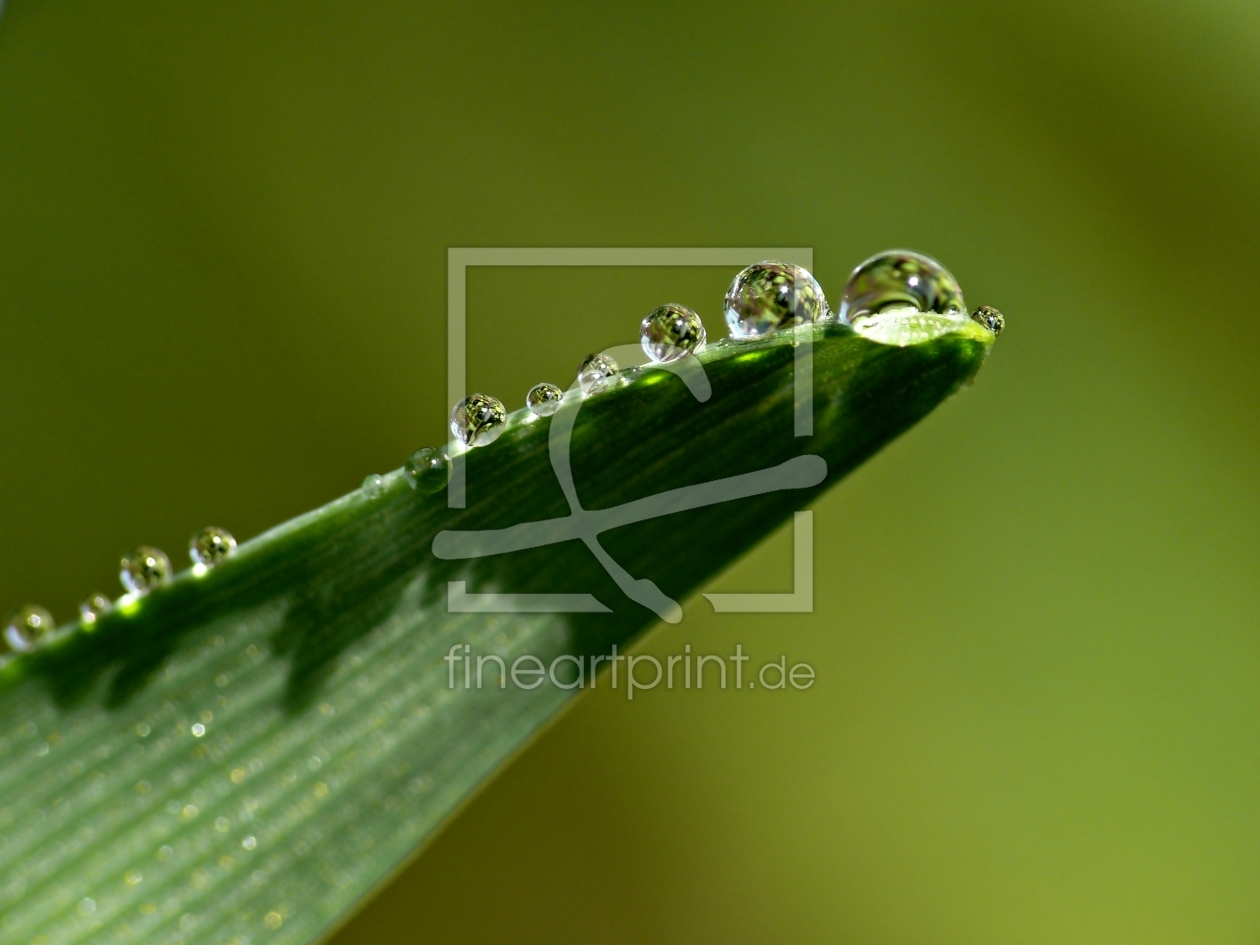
[2,1,1258,942]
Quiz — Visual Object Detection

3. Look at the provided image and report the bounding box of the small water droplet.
[191,723,205,737]
[641,303,706,361]
[120,547,171,596]
[577,353,618,393]
[78,594,112,626]
[526,382,563,417]
[838,250,965,325]
[971,305,1005,335]
[724,261,827,338]
[361,473,385,498]
[125,869,143,885]
[404,448,452,493]
[264,911,283,930]
[241,835,257,850]
[78,898,96,916]
[3,605,54,653]
[189,527,236,569]
[450,393,506,447]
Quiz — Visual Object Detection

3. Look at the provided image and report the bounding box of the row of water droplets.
[4,250,1002,661]
[368,249,1005,472]
[2,528,238,663]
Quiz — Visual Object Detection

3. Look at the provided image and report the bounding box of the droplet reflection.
[404,448,452,494]
[120,547,172,596]
[79,594,113,626]
[723,261,826,338]
[4,605,55,654]
[526,383,563,417]
[838,250,965,325]
[971,305,1005,335]
[190,527,236,569]
[577,354,618,393]
[641,304,706,362]
[450,394,506,447]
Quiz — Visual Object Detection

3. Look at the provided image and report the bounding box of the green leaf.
[0,320,993,944]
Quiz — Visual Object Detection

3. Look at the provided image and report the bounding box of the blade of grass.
[0,319,993,944]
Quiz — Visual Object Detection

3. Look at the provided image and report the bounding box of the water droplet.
[724,261,827,338]
[361,473,385,498]
[972,305,1005,335]
[78,898,96,916]
[4,605,55,654]
[450,393,506,447]
[838,250,965,325]
[577,354,618,393]
[526,383,563,417]
[404,448,452,493]
[120,547,171,596]
[189,527,236,569]
[640,303,706,361]
[241,835,257,850]
[191,723,205,737]
[79,594,112,626]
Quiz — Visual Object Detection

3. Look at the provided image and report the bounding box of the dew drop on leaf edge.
[404,448,452,494]
[837,249,965,325]
[526,383,563,417]
[972,304,1005,335]
[577,354,618,393]
[189,526,237,569]
[641,303,706,362]
[361,473,385,499]
[3,605,54,654]
[723,261,827,339]
[79,593,113,626]
[120,547,172,596]
[450,393,507,447]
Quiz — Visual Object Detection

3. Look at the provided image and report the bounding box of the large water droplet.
[4,606,54,653]
[450,394,506,447]
[577,354,618,393]
[190,527,236,569]
[404,448,452,493]
[79,594,113,626]
[526,383,563,417]
[120,547,172,596]
[724,261,827,338]
[361,473,385,498]
[641,304,706,362]
[971,305,1005,335]
[838,250,965,325]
